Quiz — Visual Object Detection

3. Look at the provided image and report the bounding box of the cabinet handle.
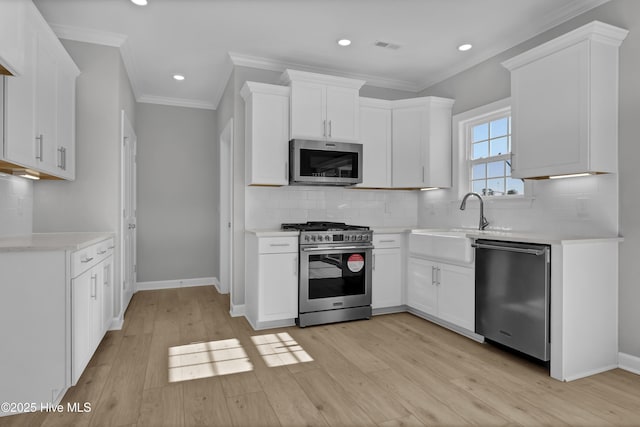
[431,266,436,285]
[379,239,396,243]
[104,265,109,286]
[57,147,63,168]
[373,253,376,270]
[97,249,107,255]
[62,147,66,170]
[436,267,441,286]
[35,135,43,161]
[293,256,297,277]
[108,245,115,249]
[81,256,94,263]
[270,243,290,247]
[328,120,332,138]
[91,274,97,299]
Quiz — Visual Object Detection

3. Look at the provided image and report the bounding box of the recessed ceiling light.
[458,43,473,52]
[131,0,148,5]
[337,39,352,47]
[173,74,185,81]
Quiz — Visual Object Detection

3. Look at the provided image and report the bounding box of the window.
[468,112,523,196]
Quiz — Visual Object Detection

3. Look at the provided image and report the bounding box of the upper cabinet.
[0,0,26,76]
[241,82,290,186]
[1,1,79,180]
[502,21,628,179]
[357,98,392,188]
[282,69,364,143]
[391,97,455,188]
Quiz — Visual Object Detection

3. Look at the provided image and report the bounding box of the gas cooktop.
[281,221,369,232]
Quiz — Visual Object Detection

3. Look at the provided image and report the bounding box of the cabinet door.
[101,255,114,332]
[0,0,25,75]
[3,27,36,168]
[372,248,402,309]
[437,263,475,331]
[407,258,437,316]
[325,86,359,142]
[34,30,59,174]
[55,62,77,180]
[259,252,298,321]
[358,105,391,187]
[392,106,424,187]
[511,41,589,178]
[246,91,289,185]
[290,81,325,140]
[72,268,93,385]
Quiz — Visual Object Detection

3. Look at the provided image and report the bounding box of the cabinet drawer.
[258,237,298,254]
[373,234,402,248]
[71,238,114,278]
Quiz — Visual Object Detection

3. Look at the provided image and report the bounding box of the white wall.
[420,0,640,359]
[135,103,217,282]
[0,174,33,237]
[246,186,417,230]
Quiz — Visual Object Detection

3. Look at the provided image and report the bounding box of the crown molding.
[416,0,612,91]
[137,94,216,110]
[49,24,127,47]
[229,52,420,93]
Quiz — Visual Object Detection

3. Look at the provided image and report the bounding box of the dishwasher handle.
[471,242,547,256]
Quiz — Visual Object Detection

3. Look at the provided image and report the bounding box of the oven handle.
[301,245,374,252]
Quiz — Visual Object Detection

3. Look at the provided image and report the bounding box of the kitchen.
[1,0,640,425]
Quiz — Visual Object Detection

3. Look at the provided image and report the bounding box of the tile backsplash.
[0,173,33,237]
[245,186,418,229]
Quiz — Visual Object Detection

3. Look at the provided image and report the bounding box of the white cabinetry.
[1,1,79,180]
[241,82,290,186]
[0,0,26,76]
[357,98,392,188]
[502,21,628,179]
[407,256,474,332]
[282,69,364,143]
[391,97,454,188]
[372,233,403,310]
[245,234,298,329]
[71,238,115,385]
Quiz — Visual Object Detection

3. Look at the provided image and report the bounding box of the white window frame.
[454,98,530,199]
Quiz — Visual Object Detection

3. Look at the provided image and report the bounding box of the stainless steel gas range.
[281,222,374,327]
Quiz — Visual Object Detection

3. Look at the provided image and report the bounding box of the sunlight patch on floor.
[168,338,253,382]
[251,332,314,367]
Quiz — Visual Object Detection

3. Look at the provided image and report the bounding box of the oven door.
[299,245,373,313]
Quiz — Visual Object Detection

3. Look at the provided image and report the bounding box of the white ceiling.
[33,0,609,110]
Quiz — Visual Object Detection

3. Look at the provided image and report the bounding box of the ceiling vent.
[374,40,401,50]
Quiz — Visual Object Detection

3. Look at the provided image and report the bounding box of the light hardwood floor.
[2,285,640,427]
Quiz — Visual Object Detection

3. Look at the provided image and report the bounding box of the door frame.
[120,110,137,319]
[219,118,234,298]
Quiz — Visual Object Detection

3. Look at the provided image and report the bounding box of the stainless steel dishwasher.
[473,239,551,361]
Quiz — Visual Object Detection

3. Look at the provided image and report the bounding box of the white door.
[325,86,359,142]
[121,111,137,312]
[407,257,438,315]
[219,119,233,295]
[437,263,475,331]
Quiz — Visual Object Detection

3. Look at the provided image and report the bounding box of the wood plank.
[294,368,376,427]
[225,391,280,427]
[378,414,426,427]
[136,384,183,427]
[182,378,233,427]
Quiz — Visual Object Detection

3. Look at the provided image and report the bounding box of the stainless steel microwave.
[289,139,363,186]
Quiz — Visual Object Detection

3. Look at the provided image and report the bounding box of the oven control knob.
[304,235,310,242]
[345,235,350,241]
[325,235,330,241]
[311,235,316,241]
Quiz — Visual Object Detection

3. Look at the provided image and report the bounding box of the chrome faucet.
[460,192,489,230]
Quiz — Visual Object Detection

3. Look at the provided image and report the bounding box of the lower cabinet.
[407,257,474,331]
[372,233,403,309]
[245,234,298,329]
[71,239,114,385]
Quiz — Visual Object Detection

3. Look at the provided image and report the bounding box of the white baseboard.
[136,277,217,291]
[109,317,124,330]
[619,352,640,375]
[230,303,245,317]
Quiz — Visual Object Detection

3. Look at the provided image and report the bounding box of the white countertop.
[245,229,300,237]
[371,226,414,234]
[0,232,115,252]
[411,228,623,245]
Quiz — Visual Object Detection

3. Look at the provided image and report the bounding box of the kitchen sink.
[409,229,474,264]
